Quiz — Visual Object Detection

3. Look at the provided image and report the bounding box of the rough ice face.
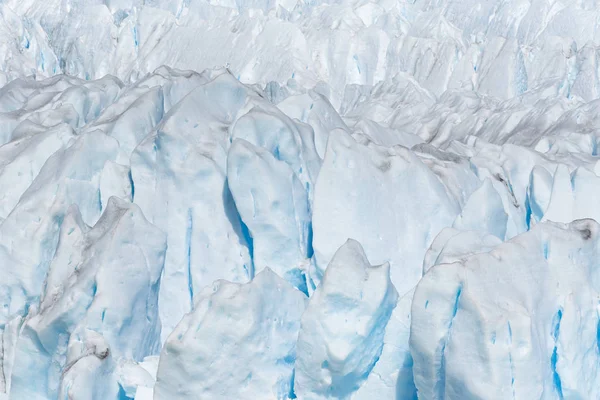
[312,129,468,295]
[227,138,312,293]
[0,123,74,219]
[452,178,508,240]
[277,90,349,159]
[130,71,256,342]
[422,228,503,275]
[352,288,417,400]
[542,165,600,224]
[5,0,600,393]
[294,239,398,399]
[9,197,166,399]
[230,105,321,191]
[0,131,119,323]
[5,0,600,107]
[154,269,306,400]
[411,219,600,400]
[0,75,123,144]
[80,85,164,162]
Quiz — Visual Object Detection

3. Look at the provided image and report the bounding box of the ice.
[0,124,74,219]
[294,239,398,399]
[312,128,468,294]
[452,178,508,240]
[422,228,503,275]
[227,138,312,292]
[154,269,306,400]
[277,90,348,159]
[1,0,599,106]
[411,219,600,399]
[130,71,256,342]
[9,197,165,399]
[3,0,600,397]
[0,131,119,323]
[352,289,416,400]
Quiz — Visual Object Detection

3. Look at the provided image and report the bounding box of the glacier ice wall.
[2,0,600,399]
[411,219,600,399]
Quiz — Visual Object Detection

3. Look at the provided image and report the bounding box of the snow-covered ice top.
[2,0,600,399]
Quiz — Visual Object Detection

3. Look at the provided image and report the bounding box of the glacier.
[2,0,600,399]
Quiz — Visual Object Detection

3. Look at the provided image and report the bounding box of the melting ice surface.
[2,0,600,399]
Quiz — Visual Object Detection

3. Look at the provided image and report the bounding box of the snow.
[1,0,600,398]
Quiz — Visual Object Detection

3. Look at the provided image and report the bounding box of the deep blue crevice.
[239,217,255,279]
[289,368,297,399]
[396,353,418,399]
[128,170,135,202]
[117,383,133,399]
[451,287,462,320]
[185,208,194,309]
[436,285,463,398]
[596,317,600,354]
[551,309,564,400]
[551,348,563,399]
[306,221,314,258]
[524,192,532,230]
[286,269,309,296]
[552,310,562,341]
[222,181,255,280]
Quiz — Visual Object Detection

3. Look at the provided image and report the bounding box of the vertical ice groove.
[185,208,194,309]
[507,322,515,400]
[128,170,135,202]
[551,309,564,400]
[436,285,462,399]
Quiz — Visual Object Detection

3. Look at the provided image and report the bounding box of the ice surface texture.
[2,0,600,399]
